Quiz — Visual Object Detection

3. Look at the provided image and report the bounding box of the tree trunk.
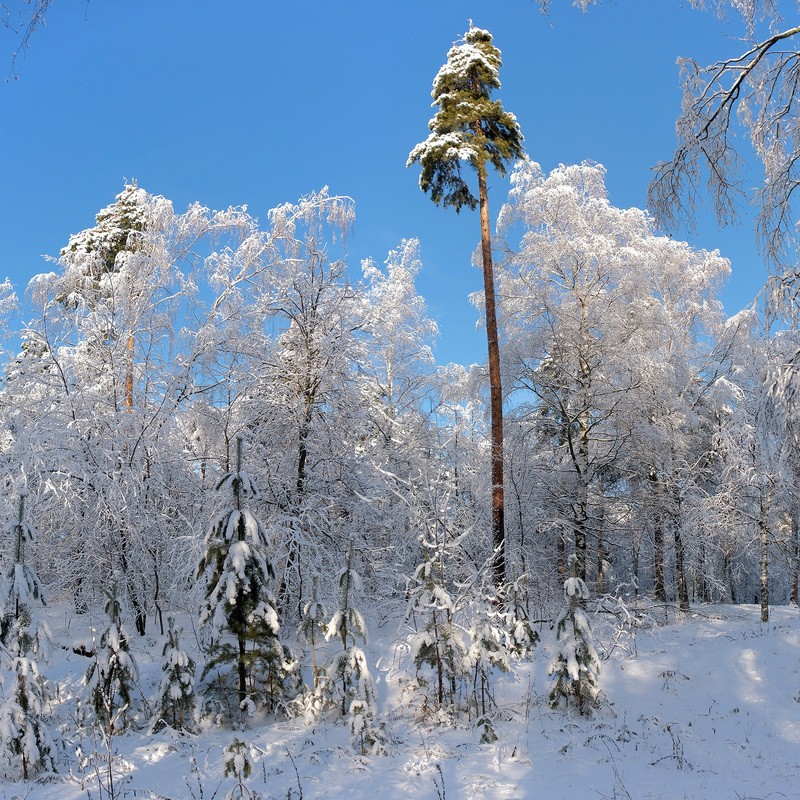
[125,332,134,413]
[596,502,606,596]
[673,522,690,613]
[477,167,505,590]
[237,636,248,707]
[650,474,666,603]
[556,527,566,581]
[791,507,799,607]
[759,488,769,623]
[653,516,666,603]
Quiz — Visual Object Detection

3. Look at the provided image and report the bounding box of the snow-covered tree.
[548,556,601,715]
[499,576,539,661]
[465,589,509,737]
[0,493,58,780]
[84,581,139,735]
[197,436,295,715]
[406,528,469,717]
[150,616,196,733]
[498,158,730,598]
[222,737,256,800]
[298,577,326,689]
[0,656,59,780]
[0,493,51,661]
[310,549,383,754]
[408,24,524,588]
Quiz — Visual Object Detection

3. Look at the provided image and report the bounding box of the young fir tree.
[548,555,601,715]
[84,581,139,734]
[150,616,196,733]
[298,576,326,689]
[0,655,59,779]
[0,493,58,779]
[0,494,51,659]
[500,576,538,661]
[197,436,296,715]
[312,549,383,754]
[466,589,510,737]
[408,24,524,588]
[222,737,256,800]
[405,531,469,719]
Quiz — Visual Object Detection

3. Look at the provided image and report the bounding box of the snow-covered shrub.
[298,576,327,689]
[466,593,510,720]
[0,494,51,662]
[500,576,539,660]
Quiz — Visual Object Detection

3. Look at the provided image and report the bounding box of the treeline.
[1,164,797,634]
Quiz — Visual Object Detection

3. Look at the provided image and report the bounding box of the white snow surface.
[3,602,800,799]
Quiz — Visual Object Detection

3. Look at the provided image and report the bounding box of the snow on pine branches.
[0,493,59,780]
[149,616,196,733]
[548,555,601,715]
[197,436,297,718]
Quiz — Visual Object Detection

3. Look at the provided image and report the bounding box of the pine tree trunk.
[477,167,505,590]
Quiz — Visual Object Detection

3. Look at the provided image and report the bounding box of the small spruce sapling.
[0,493,51,660]
[197,436,296,716]
[548,555,601,715]
[222,737,258,800]
[315,548,384,754]
[84,580,139,734]
[0,655,59,779]
[501,576,538,661]
[150,616,196,733]
[0,493,59,780]
[298,576,326,689]
[405,532,468,718]
[466,588,509,733]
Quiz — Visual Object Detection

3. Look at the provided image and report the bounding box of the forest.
[2,2,800,799]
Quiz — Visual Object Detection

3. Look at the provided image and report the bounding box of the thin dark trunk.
[237,636,248,707]
[478,166,505,589]
[573,499,588,583]
[724,551,738,603]
[596,509,605,596]
[759,489,769,623]
[653,518,666,603]
[791,509,799,607]
[557,527,567,581]
[674,522,690,612]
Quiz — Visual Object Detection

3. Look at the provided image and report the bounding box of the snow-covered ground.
[4,602,800,799]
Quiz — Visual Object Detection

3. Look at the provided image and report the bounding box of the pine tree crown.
[407,25,524,212]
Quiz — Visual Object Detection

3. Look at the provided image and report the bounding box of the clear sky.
[0,0,770,366]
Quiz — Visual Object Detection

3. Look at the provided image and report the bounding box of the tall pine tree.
[408,24,523,587]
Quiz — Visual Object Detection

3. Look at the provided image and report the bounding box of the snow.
[1,602,799,798]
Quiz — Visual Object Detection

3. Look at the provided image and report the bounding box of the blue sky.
[0,1,769,365]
